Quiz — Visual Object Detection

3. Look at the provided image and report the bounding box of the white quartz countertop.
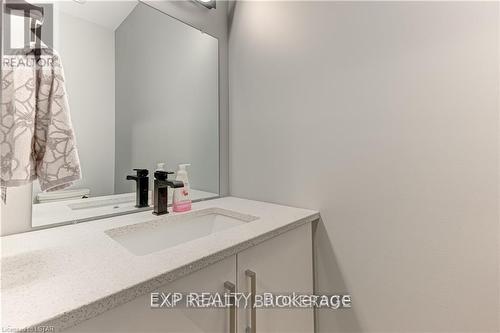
[1,197,319,331]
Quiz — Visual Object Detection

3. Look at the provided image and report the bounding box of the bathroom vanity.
[1,4,318,332]
[1,197,319,332]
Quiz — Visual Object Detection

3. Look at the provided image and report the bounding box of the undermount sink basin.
[105,208,259,255]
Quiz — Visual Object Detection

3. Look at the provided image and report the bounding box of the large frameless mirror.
[2,1,220,227]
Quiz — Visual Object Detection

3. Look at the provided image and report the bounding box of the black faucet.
[126,169,149,208]
[153,170,183,215]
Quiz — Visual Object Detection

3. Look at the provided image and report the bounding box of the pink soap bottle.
[172,164,192,212]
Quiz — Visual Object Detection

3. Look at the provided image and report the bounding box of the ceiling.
[30,0,138,30]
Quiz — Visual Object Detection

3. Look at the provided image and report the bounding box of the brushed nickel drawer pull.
[245,270,257,333]
[224,281,236,333]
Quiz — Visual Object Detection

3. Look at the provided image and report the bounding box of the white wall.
[228,2,499,332]
[0,185,32,235]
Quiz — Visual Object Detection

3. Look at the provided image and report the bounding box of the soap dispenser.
[153,170,183,215]
[173,164,192,212]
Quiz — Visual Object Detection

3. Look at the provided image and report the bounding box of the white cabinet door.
[66,255,236,333]
[237,223,314,333]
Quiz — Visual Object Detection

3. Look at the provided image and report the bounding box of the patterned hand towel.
[1,48,81,202]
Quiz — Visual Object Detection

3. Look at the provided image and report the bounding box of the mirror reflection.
[25,1,219,227]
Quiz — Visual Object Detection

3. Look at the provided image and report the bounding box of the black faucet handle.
[154,170,174,181]
[169,180,184,188]
[133,168,149,177]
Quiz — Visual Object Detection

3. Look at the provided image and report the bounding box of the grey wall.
[115,2,219,194]
[228,1,499,332]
